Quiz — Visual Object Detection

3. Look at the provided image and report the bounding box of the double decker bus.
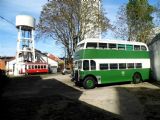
[73,38,151,89]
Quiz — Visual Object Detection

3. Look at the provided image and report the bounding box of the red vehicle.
[24,63,48,75]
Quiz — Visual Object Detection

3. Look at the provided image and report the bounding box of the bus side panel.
[82,68,150,84]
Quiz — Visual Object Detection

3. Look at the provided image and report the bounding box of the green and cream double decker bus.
[73,38,150,89]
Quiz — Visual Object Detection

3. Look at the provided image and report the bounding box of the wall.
[149,34,160,81]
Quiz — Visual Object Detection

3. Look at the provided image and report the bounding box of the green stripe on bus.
[74,49,149,60]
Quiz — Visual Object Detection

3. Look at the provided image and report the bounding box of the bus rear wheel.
[83,77,96,89]
[132,72,142,84]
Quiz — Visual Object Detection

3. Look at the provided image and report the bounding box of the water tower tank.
[16,15,35,30]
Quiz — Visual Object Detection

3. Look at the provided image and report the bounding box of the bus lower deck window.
[119,63,126,69]
[135,63,142,68]
[127,63,134,69]
[100,64,108,70]
[83,60,89,70]
[91,60,96,70]
[110,64,118,69]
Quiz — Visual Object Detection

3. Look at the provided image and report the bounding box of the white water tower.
[14,15,36,75]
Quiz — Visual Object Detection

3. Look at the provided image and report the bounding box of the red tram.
[19,63,49,75]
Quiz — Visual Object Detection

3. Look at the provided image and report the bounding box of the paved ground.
[1,74,160,120]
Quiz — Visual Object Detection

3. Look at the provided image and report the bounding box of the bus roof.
[78,38,147,46]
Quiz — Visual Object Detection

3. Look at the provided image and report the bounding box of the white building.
[148,27,160,81]
[6,50,58,75]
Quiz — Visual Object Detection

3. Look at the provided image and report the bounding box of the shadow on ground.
[116,86,160,120]
[0,75,122,120]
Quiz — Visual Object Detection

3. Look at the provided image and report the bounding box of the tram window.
[41,65,43,69]
[110,64,118,69]
[99,43,107,49]
[83,60,89,70]
[109,44,117,49]
[141,46,147,51]
[38,65,40,69]
[91,60,96,70]
[32,65,34,69]
[135,63,142,68]
[86,43,97,49]
[134,45,140,51]
[44,65,46,69]
[29,65,31,69]
[127,63,134,69]
[100,64,108,70]
[35,65,37,69]
[119,63,126,69]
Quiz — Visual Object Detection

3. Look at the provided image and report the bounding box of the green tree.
[126,0,155,43]
[37,0,111,63]
[113,5,129,40]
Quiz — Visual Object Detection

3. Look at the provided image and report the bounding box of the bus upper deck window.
[118,44,125,50]
[86,43,97,49]
[109,44,117,50]
[141,45,147,51]
[77,43,84,50]
[126,45,133,51]
[99,43,107,49]
[83,60,89,70]
[134,45,140,51]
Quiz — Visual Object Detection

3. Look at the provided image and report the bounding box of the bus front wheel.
[83,77,96,89]
[132,73,142,84]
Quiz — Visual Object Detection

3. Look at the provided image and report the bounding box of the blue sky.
[0,0,158,57]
